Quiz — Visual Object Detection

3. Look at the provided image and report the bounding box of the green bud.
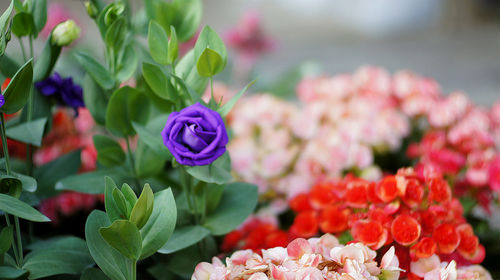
[84,1,99,19]
[104,2,125,26]
[51,20,80,47]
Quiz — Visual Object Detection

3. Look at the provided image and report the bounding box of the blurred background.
[2,0,500,105]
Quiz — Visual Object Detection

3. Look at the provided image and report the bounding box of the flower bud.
[84,1,99,19]
[51,20,80,47]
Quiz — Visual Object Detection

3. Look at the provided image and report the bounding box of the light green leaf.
[134,140,166,178]
[185,152,232,185]
[104,176,121,222]
[22,236,94,279]
[105,86,150,137]
[139,188,176,259]
[30,0,46,36]
[132,120,171,161]
[74,51,115,90]
[196,48,223,77]
[203,182,258,235]
[104,17,126,54]
[176,50,208,94]
[1,59,33,114]
[218,80,256,117]
[33,37,61,81]
[82,74,108,125]
[158,225,209,254]
[0,0,14,56]
[120,183,137,211]
[142,62,172,101]
[55,168,128,194]
[112,188,129,219]
[99,220,142,260]
[129,184,154,230]
[5,118,47,146]
[148,20,169,65]
[85,210,128,280]
[93,135,125,167]
[0,193,50,222]
[115,44,138,83]
[11,12,34,37]
[167,26,178,64]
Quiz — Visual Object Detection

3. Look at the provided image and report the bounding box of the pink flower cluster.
[193,233,402,280]
[410,256,492,280]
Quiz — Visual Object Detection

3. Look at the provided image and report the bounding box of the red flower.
[428,177,451,203]
[376,176,398,202]
[290,211,318,238]
[351,220,387,249]
[433,223,460,254]
[318,205,349,233]
[345,179,368,208]
[391,214,421,246]
[410,237,436,259]
[289,193,312,212]
[402,179,424,208]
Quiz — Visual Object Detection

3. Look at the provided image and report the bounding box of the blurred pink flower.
[41,3,79,39]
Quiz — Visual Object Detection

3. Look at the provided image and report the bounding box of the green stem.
[4,214,19,267]
[128,259,136,280]
[171,61,176,76]
[125,138,140,188]
[17,37,27,62]
[25,35,35,176]
[14,217,22,265]
[210,77,214,102]
[0,113,12,175]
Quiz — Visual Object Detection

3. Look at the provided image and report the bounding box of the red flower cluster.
[221,217,289,253]
[288,167,485,274]
[39,191,103,224]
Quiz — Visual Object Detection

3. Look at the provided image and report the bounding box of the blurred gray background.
[2,0,500,105]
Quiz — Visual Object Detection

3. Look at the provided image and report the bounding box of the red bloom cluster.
[288,167,485,274]
[39,191,103,224]
[221,217,289,253]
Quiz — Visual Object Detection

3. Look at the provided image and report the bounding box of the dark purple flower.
[0,94,4,108]
[35,72,84,112]
[162,103,228,166]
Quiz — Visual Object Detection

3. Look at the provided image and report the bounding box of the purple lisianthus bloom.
[0,94,4,108]
[35,72,84,112]
[162,103,228,166]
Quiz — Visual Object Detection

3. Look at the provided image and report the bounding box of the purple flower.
[162,103,228,166]
[35,72,84,112]
[0,95,4,108]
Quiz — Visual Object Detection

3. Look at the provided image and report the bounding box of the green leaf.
[176,50,208,94]
[148,20,169,65]
[0,225,13,254]
[120,183,137,210]
[22,236,94,279]
[205,183,224,214]
[196,48,223,77]
[93,135,125,167]
[11,12,33,37]
[134,140,166,178]
[1,59,33,114]
[55,168,128,194]
[0,266,28,279]
[33,37,61,81]
[158,225,209,254]
[142,62,172,101]
[104,17,126,54]
[112,188,129,219]
[30,0,46,36]
[167,26,178,64]
[185,152,232,184]
[0,193,50,222]
[132,119,171,161]
[129,184,154,230]
[74,51,115,90]
[218,80,256,117]
[203,182,258,235]
[33,150,80,198]
[0,175,21,198]
[194,25,227,76]
[104,176,121,222]
[82,74,108,125]
[153,0,202,42]
[105,86,150,137]
[81,267,109,280]
[139,188,176,259]
[0,55,20,78]
[0,1,14,56]
[100,220,142,260]
[85,210,128,280]
[115,44,137,83]
[5,118,47,146]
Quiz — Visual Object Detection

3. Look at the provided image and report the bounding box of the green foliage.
[0,1,14,56]
[86,210,128,280]
[55,167,128,194]
[94,135,126,167]
[82,74,108,125]
[0,266,28,279]
[203,182,258,235]
[0,225,13,254]
[193,26,227,77]
[132,119,171,161]
[22,236,94,279]
[1,59,33,114]
[158,225,209,254]
[142,62,173,101]
[100,220,142,260]
[0,193,49,222]
[29,0,46,37]
[167,26,178,64]
[185,152,232,184]
[129,184,154,230]
[5,117,47,146]
[176,50,208,94]
[105,86,150,137]
[148,20,169,65]
[74,51,115,90]
[218,80,256,117]
[33,37,61,81]
[11,12,33,37]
